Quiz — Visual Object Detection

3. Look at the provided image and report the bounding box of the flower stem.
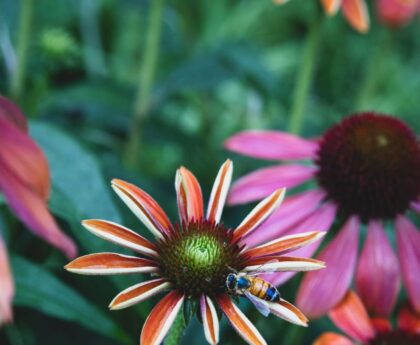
[288,10,321,135]
[124,0,165,168]
[164,311,187,345]
[10,0,34,101]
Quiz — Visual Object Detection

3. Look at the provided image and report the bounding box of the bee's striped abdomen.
[248,277,280,302]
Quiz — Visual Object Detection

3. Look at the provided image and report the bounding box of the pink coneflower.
[0,97,76,325]
[376,0,420,28]
[273,0,370,33]
[65,160,326,345]
[225,112,420,318]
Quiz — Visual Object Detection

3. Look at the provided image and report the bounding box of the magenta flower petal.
[297,216,360,318]
[228,164,317,205]
[245,189,326,247]
[355,220,400,316]
[0,237,14,325]
[0,165,76,259]
[0,96,27,131]
[411,200,420,213]
[396,215,420,313]
[224,130,319,160]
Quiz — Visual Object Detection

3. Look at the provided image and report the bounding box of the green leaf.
[12,256,129,343]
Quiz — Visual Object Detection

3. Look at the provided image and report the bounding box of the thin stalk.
[125,0,165,168]
[10,0,34,100]
[288,12,322,135]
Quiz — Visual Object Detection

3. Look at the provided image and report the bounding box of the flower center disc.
[316,113,420,221]
[157,220,241,297]
[369,330,420,345]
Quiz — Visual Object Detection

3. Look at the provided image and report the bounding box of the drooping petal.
[109,278,170,310]
[233,188,286,242]
[207,159,233,224]
[313,332,354,345]
[217,294,267,345]
[0,96,27,130]
[328,291,375,342]
[228,164,317,205]
[200,295,220,345]
[65,253,158,275]
[0,115,49,200]
[140,291,184,345]
[245,189,326,247]
[0,165,76,258]
[111,179,172,239]
[268,299,308,327]
[224,130,318,161]
[355,220,400,316]
[175,167,204,223]
[411,200,420,213]
[243,256,325,273]
[0,237,14,325]
[297,217,360,318]
[342,0,370,33]
[396,216,420,313]
[82,219,158,258]
[243,231,326,258]
[321,0,343,15]
[398,304,420,334]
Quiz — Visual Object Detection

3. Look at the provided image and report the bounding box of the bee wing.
[244,259,281,276]
[244,290,270,317]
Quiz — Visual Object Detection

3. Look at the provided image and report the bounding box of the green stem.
[288,12,321,135]
[125,0,165,168]
[10,0,34,101]
[164,311,187,345]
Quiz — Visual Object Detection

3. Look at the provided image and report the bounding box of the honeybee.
[226,264,280,317]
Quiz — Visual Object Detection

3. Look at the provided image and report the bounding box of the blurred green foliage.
[0,0,419,344]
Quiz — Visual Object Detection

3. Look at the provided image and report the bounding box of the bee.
[226,265,280,317]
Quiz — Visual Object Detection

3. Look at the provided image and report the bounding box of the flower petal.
[328,291,375,342]
[342,0,370,33]
[109,278,170,310]
[0,96,27,130]
[216,294,267,345]
[201,295,220,345]
[175,167,204,223]
[243,256,325,272]
[355,220,400,316]
[398,304,420,334]
[228,164,317,205]
[396,215,420,313]
[111,179,172,239]
[268,299,308,327]
[0,237,14,325]
[224,130,318,160]
[82,219,158,258]
[244,231,326,258]
[313,332,354,345]
[411,200,420,213]
[233,188,286,242]
[207,159,233,224]
[321,0,343,15]
[140,291,184,345]
[65,253,158,275]
[245,189,326,247]
[297,217,360,318]
[0,165,76,258]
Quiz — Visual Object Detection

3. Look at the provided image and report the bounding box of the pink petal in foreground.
[224,130,318,161]
[228,164,317,205]
[356,220,400,316]
[313,332,354,345]
[0,165,76,259]
[111,179,173,239]
[200,295,220,345]
[297,216,360,318]
[376,0,418,28]
[342,0,370,33]
[396,216,420,313]
[329,291,374,342]
[206,159,233,224]
[0,237,14,325]
[140,291,184,345]
[217,294,267,345]
[175,167,204,223]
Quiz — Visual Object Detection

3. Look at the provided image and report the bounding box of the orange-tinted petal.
[329,291,375,342]
[398,304,420,334]
[0,237,14,325]
[65,253,158,275]
[243,256,325,272]
[342,0,370,33]
[370,317,392,333]
[313,332,354,345]
[201,295,220,344]
[175,167,204,223]
[322,0,343,15]
[269,299,308,327]
[140,291,184,345]
[217,294,267,345]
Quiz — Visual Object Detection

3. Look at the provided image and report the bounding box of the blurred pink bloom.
[225,112,420,318]
[376,0,420,27]
[0,96,77,324]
